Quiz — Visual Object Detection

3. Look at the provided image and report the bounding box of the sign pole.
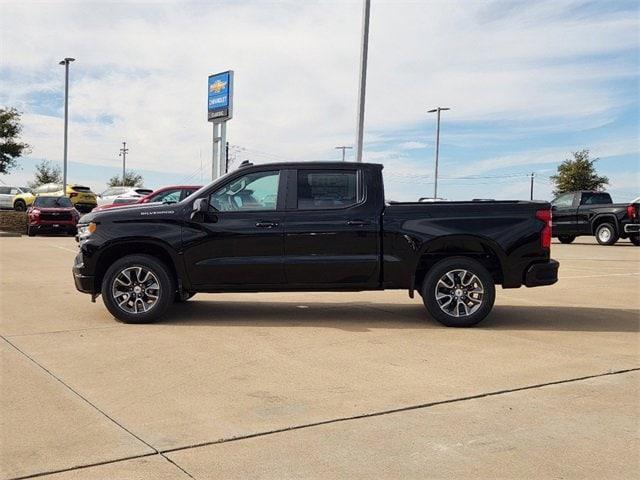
[212,123,220,181]
[220,121,227,176]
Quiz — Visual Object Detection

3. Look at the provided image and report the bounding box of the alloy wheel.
[435,269,485,317]
[111,266,161,314]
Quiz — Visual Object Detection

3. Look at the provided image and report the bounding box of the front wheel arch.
[94,241,180,294]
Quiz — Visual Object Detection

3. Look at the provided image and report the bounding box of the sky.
[1,0,638,201]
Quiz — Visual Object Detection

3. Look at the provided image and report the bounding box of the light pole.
[119,141,129,186]
[427,107,450,200]
[59,57,75,194]
[335,145,353,161]
[355,0,371,163]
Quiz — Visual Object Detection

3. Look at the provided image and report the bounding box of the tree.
[29,160,62,188]
[0,107,31,174]
[550,149,609,196]
[107,170,144,187]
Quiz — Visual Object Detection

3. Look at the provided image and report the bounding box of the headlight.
[77,222,96,239]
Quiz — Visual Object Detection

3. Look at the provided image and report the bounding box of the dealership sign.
[208,70,233,122]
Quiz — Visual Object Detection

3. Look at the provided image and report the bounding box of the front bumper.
[524,259,559,287]
[73,251,94,294]
[624,224,640,234]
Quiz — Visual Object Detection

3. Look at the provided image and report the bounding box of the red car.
[93,185,201,212]
[27,196,80,236]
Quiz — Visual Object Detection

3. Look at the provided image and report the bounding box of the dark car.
[92,185,201,212]
[73,162,558,327]
[551,191,639,245]
[27,196,80,236]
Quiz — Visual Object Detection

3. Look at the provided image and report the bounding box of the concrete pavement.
[1,235,638,479]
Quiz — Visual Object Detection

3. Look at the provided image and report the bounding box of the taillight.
[70,192,78,198]
[536,209,552,249]
[627,204,637,220]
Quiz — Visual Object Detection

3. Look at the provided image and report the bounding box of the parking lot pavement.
[0,235,638,479]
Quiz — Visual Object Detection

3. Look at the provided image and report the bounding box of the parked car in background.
[74,162,558,326]
[97,187,154,206]
[13,183,97,213]
[0,186,31,209]
[92,185,201,212]
[551,191,639,246]
[27,196,80,236]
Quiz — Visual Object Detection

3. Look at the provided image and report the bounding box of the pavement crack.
[160,367,640,455]
[1,336,160,459]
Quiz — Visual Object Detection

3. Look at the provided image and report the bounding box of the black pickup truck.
[73,162,558,327]
[551,191,640,246]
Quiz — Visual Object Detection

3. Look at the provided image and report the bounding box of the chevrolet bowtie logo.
[210,80,227,94]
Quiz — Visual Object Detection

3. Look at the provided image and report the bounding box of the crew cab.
[73,162,559,327]
[551,191,639,246]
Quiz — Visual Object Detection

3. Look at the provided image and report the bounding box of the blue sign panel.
[208,70,233,122]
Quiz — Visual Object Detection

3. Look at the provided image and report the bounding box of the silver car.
[0,186,31,209]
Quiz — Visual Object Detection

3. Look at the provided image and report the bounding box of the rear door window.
[296,170,360,210]
[581,193,612,205]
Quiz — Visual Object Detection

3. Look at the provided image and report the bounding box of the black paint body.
[551,191,638,239]
[73,162,558,297]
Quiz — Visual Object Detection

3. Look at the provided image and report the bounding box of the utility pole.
[427,107,450,200]
[355,0,371,163]
[530,172,535,200]
[119,141,129,186]
[59,57,75,194]
[335,146,353,161]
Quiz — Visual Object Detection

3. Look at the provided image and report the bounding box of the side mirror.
[190,198,208,220]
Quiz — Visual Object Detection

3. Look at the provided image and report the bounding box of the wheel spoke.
[112,266,161,315]
[434,268,485,318]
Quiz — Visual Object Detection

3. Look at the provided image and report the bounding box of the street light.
[59,57,75,194]
[355,0,371,163]
[427,107,450,200]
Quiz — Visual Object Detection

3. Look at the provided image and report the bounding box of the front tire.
[630,234,640,246]
[558,235,576,244]
[421,257,496,327]
[102,254,174,323]
[595,223,618,246]
[14,200,26,211]
[27,225,35,237]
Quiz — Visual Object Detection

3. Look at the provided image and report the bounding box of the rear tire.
[102,254,174,323]
[558,235,576,244]
[421,257,496,327]
[630,234,640,246]
[595,223,618,246]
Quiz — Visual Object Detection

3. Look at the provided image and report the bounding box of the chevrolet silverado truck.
[73,162,559,327]
[551,191,639,246]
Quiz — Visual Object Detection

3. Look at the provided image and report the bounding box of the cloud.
[399,141,428,150]
[0,0,637,186]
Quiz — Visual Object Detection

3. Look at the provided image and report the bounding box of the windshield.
[20,187,32,193]
[33,196,73,208]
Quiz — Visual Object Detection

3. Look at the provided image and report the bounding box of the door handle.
[255,221,279,228]
[347,219,370,226]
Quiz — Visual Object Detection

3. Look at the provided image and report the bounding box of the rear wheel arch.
[590,214,618,235]
[413,236,505,291]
